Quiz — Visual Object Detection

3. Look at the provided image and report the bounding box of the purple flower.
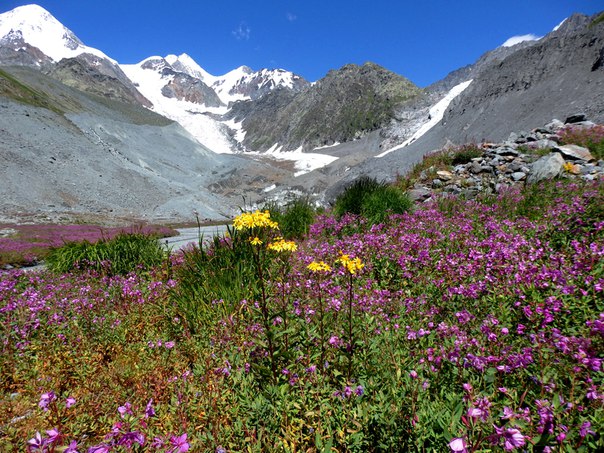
[145,398,156,418]
[494,426,526,451]
[45,428,61,444]
[580,421,595,438]
[164,341,175,349]
[66,397,76,408]
[449,437,468,452]
[65,440,79,452]
[328,335,341,347]
[27,432,45,451]
[87,444,111,453]
[467,407,485,421]
[169,433,190,452]
[39,391,56,411]
[409,370,418,379]
[355,385,364,396]
[117,401,133,418]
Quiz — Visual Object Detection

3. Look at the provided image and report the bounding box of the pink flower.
[118,401,133,418]
[169,433,190,452]
[449,437,468,452]
[39,391,56,411]
[494,426,526,450]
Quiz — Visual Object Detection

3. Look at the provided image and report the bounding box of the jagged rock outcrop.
[406,118,604,202]
[47,54,152,107]
[228,62,422,151]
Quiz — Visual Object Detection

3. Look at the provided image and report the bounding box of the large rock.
[526,152,565,184]
[553,144,594,162]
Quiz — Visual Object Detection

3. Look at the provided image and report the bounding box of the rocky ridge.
[407,115,604,203]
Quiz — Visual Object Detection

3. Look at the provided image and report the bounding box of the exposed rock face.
[405,119,604,202]
[229,62,421,151]
[161,72,223,107]
[0,30,52,66]
[436,13,604,144]
[219,67,310,102]
[47,54,152,107]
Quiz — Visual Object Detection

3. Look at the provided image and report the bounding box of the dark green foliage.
[333,176,384,217]
[171,227,260,337]
[46,233,165,275]
[361,185,412,225]
[451,144,483,165]
[264,196,317,239]
[333,177,412,224]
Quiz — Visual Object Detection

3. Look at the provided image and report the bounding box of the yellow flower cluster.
[307,261,332,272]
[233,210,279,231]
[249,236,263,246]
[337,253,364,275]
[267,238,298,253]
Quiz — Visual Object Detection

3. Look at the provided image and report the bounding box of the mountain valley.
[1,4,603,224]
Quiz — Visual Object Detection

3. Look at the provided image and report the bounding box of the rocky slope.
[0,65,291,224]
[227,62,422,151]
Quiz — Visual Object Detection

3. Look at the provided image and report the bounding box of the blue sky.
[2,1,603,86]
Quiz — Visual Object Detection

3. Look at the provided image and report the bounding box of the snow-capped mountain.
[0,5,310,154]
[0,4,114,64]
[0,4,150,106]
[121,53,309,152]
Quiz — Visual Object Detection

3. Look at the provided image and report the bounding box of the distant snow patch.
[251,144,339,176]
[501,34,541,47]
[553,18,566,32]
[376,80,473,158]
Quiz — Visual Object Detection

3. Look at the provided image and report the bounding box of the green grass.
[45,232,166,275]
[0,68,63,114]
[264,196,317,239]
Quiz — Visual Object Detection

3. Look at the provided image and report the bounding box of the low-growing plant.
[557,124,604,160]
[2,179,603,452]
[450,144,483,165]
[360,184,412,225]
[46,232,166,275]
[334,177,412,225]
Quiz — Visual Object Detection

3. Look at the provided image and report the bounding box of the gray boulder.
[553,144,594,162]
[526,152,565,184]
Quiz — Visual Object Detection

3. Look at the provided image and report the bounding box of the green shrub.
[171,226,261,337]
[451,144,483,165]
[46,233,165,275]
[361,185,412,224]
[333,177,412,225]
[333,176,384,217]
[264,196,317,239]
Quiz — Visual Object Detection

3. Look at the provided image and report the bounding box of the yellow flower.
[563,162,579,174]
[233,210,279,231]
[337,253,364,274]
[307,261,332,272]
[249,236,263,246]
[268,238,298,253]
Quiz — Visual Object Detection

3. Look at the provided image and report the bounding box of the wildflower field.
[0,179,603,452]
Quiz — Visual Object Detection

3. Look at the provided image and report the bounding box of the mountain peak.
[0,3,114,63]
[164,53,217,83]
